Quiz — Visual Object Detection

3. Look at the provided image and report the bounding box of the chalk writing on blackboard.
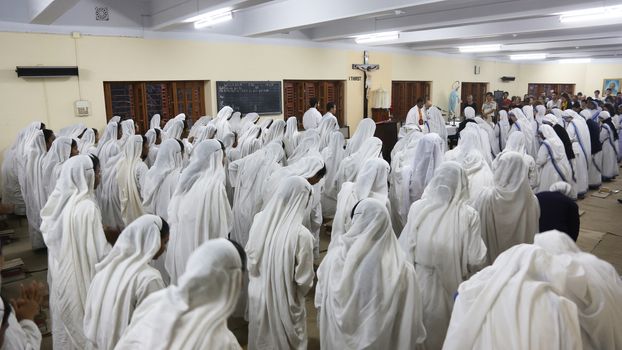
[216,81,282,115]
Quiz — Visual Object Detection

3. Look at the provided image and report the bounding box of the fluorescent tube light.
[183,7,233,28]
[510,53,547,60]
[354,31,399,44]
[559,5,622,23]
[458,44,502,53]
[558,58,592,64]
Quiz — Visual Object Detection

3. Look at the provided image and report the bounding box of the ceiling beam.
[28,0,80,24]
[308,0,602,41]
[238,0,447,37]
[380,16,622,45]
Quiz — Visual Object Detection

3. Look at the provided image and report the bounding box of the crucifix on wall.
[352,51,379,118]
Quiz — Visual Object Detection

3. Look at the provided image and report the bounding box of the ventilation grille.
[95,7,109,21]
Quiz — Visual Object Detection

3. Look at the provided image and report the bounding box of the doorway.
[391,81,432,122]
[283,80,345,127]
[461,82,489,115]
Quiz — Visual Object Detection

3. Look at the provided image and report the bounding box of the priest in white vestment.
[165,140,232,284]
[473,151,540,264]
[246,177,315,350]
[40,155,110,349]
[84,215,167,350]
[399,161,486,350]
[115,239,243,349]
[316,198,426,349]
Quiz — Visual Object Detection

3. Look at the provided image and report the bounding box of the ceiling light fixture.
[458,44,502,53]
[354,31,400,44]
[510,53,547,60]
[558,58,592,64]
[184,7,233,28]
[559,5,622,23]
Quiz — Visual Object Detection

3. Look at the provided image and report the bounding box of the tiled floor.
[1,177,621,350]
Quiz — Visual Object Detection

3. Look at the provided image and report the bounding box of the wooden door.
[283,80,345,127]
[461,82,488,115]
[391,81,431,122]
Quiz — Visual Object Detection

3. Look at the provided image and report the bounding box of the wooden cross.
[352,51,379,118]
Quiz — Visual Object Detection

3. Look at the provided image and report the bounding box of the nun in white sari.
[424,106,448,149]
[389,131,424,232]
[115,239,243,350]
[165,140,232,284]
[316,198,426,349]
[408,133,444,204]
[95,121,120,167]
[563,110,591,197]
[509,108,538,158]
[495,110,511,151]
[116,135,147,226]
[317,113,339,150]
[40,155,110,350]
[24,130,49,249]
[535,125,573,194]
[78,128,97,155]
[331,158,390,241]
[598,111,619,180]
[474,151,540,264]
[246,177,315,350]
[399,161,486,350]
[283,116,300,158]
[141,139,183,220]
[84,215,166,350]
[321,132,346,218]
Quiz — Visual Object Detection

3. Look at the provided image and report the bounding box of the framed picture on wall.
[603,79,621,95]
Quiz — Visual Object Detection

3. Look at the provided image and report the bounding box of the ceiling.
[2,0,622,62]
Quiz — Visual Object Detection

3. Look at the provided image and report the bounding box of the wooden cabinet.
[104,80,206,132]
[283,80,345,127]
[371,108,390,122]
[391,81,431,122]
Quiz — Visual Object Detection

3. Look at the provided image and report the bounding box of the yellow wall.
[1,31,621,157]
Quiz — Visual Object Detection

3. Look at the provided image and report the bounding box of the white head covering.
[321,132,346,217]
[549,181,573,197]
[115,239,243,350]
[542,113,558,126]
[216,106,234,121]
[166,140,232,284]
[84,215,164,350]
[263,119,286,145]
[425,106,448,145]
[283,116,300,156]
[79,128,96,155]
[409,133,444,202]
[317,114,340,150]
[24,130,48,247]
[262,156,324,208]
[40,155,110,349]
[165,119,184,140]
[345,118,376,156]
[150,114,161,130]
[142,139,183,219]
[535,105,546,123]
[288,130,321,164]
[96,121,120,166]
[331,158,391,240]
[464,106,475,119]
[337,137,382,186]
[497,110,511,150]
[539,124,567,163]
[316,198,426,349]
[116,135,145,225]
[41,136,74,200]
[522,105,534,121]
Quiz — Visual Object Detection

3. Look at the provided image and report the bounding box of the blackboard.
[216,81,282,115]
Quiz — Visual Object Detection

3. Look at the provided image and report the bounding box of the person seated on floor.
[535,182,580,241]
